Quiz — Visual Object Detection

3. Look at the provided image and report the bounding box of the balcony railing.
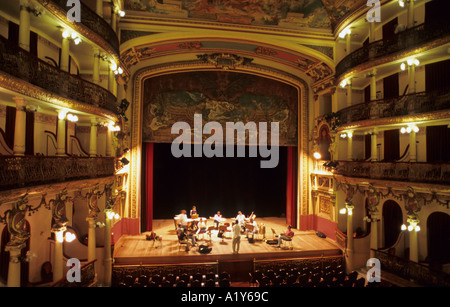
[336,22,450,78]
[0,35,119,115]
[0,156,115,191]
[45,0,119,55]
[335,161,450,185]
[373,249,450,287]
[337,87,450,126]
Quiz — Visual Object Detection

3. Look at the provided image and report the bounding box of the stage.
[113,217,342,265]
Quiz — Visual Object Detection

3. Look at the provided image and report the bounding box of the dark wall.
[152,143,287,219]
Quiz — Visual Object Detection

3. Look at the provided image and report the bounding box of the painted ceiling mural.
[124,0,363,31]
[142,71,299,146]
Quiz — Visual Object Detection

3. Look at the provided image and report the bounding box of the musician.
[277,225,294,248]
[190,205,197,218]
[196,218,207,237]
[213,211,222,229]
[232,220,241,254]
[178,210,188,230]
[236,211,246,232]
[246,218,259,239]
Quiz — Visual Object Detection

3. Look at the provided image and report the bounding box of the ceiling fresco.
[123,0,362,31]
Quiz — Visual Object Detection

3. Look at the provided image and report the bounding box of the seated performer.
[277,225,294,247]
[213,211,223,229]
[190,205,197,218]
[178,210,188,230]
[196,218,207,237]
[246,218,259,239]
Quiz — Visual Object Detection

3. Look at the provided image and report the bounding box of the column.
[111,6,117,33]
[346,82,352,108]
[408,65,416,94]
[408,217,419,262]
[108,68,115,94]
[331,88,338,113]
[370,70,377,101]
[96,0,103,18]
[409,129,417,162]
[407,0,415,28]
[369,21,376,43]
[347,132,353,161]
[346,32,351,55]
[19,0,31,51]
[56,111,66,156]
[61,36,70,72]
[346,208,354,273]
[371,131,378,161]
[5,244,24,287]
[89,119,98,157]
[53,230,64,282]
[86,217,97,262]
[13,97,26,156]
[369,212,379,258]
[93,48,100,85]
[104,211,112,286]
[105,127,112,157]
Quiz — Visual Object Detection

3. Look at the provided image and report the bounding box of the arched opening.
[427,212,450,268]
[382,200,403,248]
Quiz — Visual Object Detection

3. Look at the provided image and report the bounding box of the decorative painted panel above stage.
[142,71,299,146]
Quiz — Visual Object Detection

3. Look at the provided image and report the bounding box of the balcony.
[336,22,450,79]
[0,35,119,116]
[0,156,116,191]
[37,0,119,56]
[336,87,450,127]
[334,160,450,185]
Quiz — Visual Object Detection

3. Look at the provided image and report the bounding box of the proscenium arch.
[126,63,311,232]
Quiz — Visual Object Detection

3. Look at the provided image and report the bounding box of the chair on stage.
[218,225,230,242]
[280,235,294,250]
[206,226,215,242]
[177,233,190,251]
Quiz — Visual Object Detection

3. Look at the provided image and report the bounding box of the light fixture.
[62,30,70,38]
[340,79,348,88]
[65,232,76,242]
[408,225,413,232]
[340,133,347,139]
[58,111,67,120]
[66,113,79,122]
[399,0,405,7]
[71,32,78,39]
[56,230,76,243]
[74,38,81,45]
[400,125,419,134]
[313,152,322,160]
[339,28,351,39]
[401,224,407,231]
[110,62,118,71]
[107,211,120,220]
[347,132,353,138]
[339,208,347,215]
[118,10,126,17]
[400,127,406,134]
[400,63,406,71]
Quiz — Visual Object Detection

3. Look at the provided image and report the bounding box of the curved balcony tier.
[37,0,119,59]
[0,35,119,120]
[334,160,450,186]
[0,156,116,191]
[336,22,450,81]
[335,87,450,129]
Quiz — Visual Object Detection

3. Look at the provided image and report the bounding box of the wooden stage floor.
[113,218,342,265]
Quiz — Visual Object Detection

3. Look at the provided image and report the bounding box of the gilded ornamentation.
[197,53,254,69]
[51,189,71,232]
[4,195,30,247]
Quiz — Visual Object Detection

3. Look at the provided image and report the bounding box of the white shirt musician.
[178,210,188,229]
[236,211,246,227]
[214,211,223,228]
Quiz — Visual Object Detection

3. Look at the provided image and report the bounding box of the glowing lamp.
[339,208,347,215]
[313,152,322,160]
[62,30,70,38]
[401,224,407,231]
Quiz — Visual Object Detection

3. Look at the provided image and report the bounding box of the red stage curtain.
[286,146,297,228]
[143,142,154,232]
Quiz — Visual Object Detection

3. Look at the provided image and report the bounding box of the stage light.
[313,152,322,160]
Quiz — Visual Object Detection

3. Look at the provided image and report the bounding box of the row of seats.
[250,263,367,287]
[116,271,232,288]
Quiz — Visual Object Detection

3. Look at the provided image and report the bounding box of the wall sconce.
[340,205,354,215]
[110,62,124,75]
[400,58,419,71]
[313,152,322,160]
[401,216,420,232]
[340,79,348,88]
[109,122,121,132]
[66,113,79,123]
[106,211,120,220]
[62,30,82,45]
[400,125,419,134]
[339,28,352,39]
[56,230,77,243]
[118,10,126,17]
